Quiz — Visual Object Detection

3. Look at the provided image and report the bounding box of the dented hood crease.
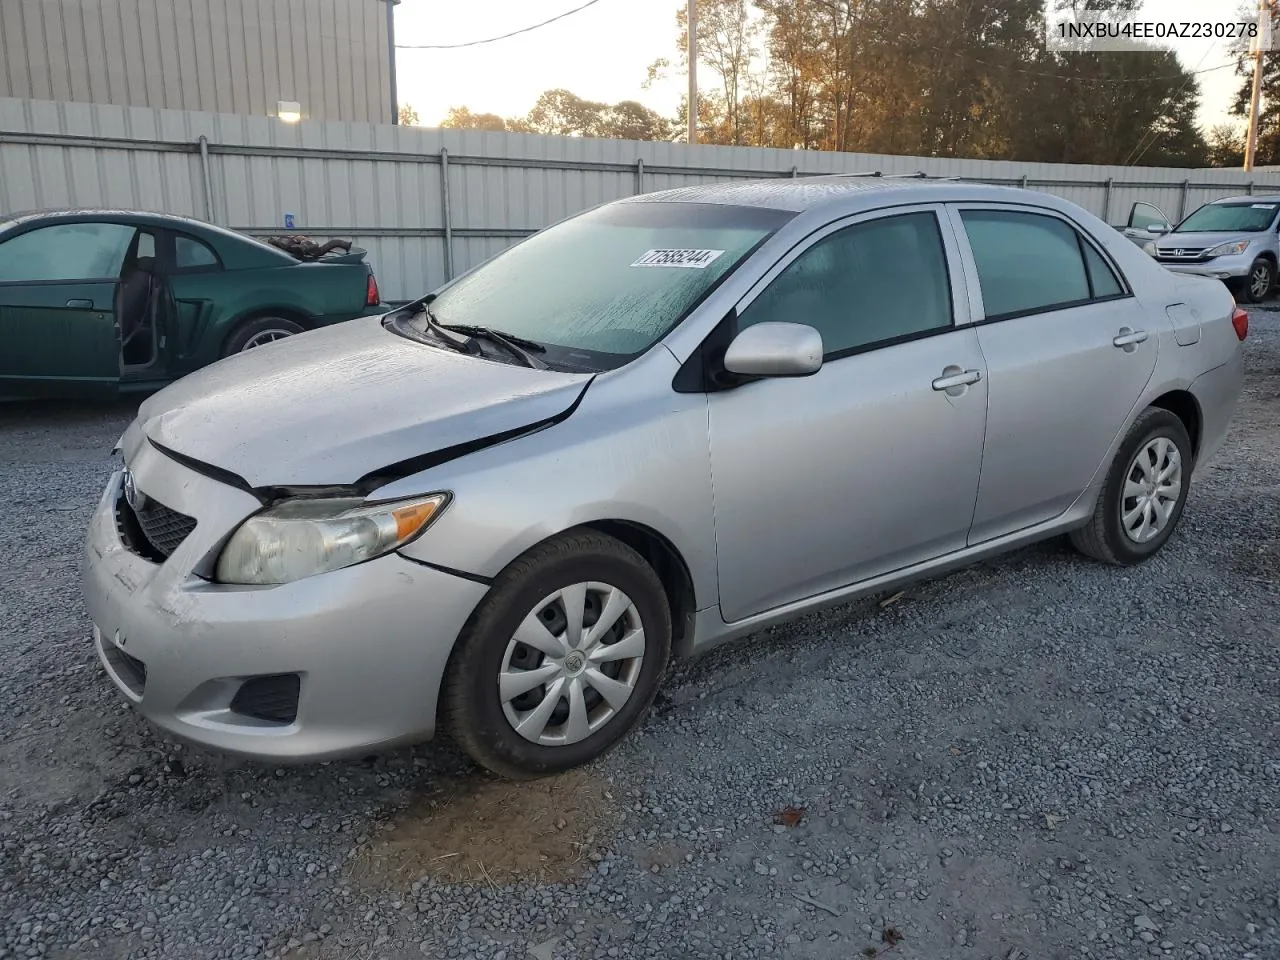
[136,317,592,488]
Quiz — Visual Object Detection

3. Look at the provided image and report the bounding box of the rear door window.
[961,210,1094,319]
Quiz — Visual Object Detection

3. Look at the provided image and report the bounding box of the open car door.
[1117,201,1172,248]
[0,221,134,399]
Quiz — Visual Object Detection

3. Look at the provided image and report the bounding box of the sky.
[392,0,1247,138]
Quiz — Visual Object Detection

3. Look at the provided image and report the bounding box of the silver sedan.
[82,177,1247,779]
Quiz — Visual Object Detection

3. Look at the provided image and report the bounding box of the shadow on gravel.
[347,766,618,890]
[0,397,141,424]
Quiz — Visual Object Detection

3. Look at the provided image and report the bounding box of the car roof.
[620,175,1044,213]
[0,207,217,231]
[0,208,295,265]
[1205,195,1280,205]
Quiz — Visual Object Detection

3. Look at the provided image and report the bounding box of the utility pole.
[1245,0,1274,171]
[687,0,697,145]
[386,0,400,124]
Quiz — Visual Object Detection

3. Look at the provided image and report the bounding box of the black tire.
[1069,408,1193,566]
[1237,257,1274,304]
[443,530,672,780]
[220,316,305,357]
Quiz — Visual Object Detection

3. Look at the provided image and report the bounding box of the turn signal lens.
[392,500,441,540]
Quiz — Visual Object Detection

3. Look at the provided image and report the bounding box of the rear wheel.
[443,530,671,779]
[1237,257,1274,304]
[1069,408,1192,565]
[221,316,305,357]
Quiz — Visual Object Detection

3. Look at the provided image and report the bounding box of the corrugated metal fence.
[2,96,1278,301]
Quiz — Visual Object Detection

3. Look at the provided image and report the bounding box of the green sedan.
[0,210,385,399]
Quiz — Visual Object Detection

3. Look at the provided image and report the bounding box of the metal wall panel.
[2,96,1278,301]
[0,0,390,123]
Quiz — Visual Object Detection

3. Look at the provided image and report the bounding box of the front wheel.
[1069,408,1192,566]
[443,530,672,779]
[1237,257,1274,304]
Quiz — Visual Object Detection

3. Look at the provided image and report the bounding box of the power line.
[954,55,1239,85]
[1124,40,1222,166]
[395,0,608,50]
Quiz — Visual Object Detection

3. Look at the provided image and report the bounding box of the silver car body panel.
[83,177,1245,760]
[133,315,592,488]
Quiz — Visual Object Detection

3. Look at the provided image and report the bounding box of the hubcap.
[499,582,645,746]
[1252,266,1270,299]
[1119,436,1183,544]
[242,328,295,350]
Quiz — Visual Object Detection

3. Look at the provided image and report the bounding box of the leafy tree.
[676,0,760,144]
[603,100,673,141]
[669,0,1210,165]
[1232,52,1280,166]
[440,91,671,141]
[397,103,420,126]
[1018,48,1208,166]
[522,89,671,140]
[1207,124,1246,167]
[440,106,510,131]
[525,89,610,136]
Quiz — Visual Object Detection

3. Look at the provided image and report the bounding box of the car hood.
[136,316,592,489]
[1156,231,1261,251]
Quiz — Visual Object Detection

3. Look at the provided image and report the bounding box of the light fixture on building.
[277,100,301,123]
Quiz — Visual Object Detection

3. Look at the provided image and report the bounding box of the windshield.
[1175,201,1280,233]
[417,201,792,371]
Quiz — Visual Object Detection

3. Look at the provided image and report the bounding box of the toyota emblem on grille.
[122,469,146,511]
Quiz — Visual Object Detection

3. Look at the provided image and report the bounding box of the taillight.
[366,272,380,306]
[1231,306,1248,341]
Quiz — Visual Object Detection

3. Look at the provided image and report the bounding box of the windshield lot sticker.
[631,248,726,269]
[1252,203,1277,209]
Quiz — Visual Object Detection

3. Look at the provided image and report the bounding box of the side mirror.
[722,322,823,378]
[1149,222,1171,235]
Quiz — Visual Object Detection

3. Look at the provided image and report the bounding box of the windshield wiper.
[438,323,548,370]
[403,294,479,356]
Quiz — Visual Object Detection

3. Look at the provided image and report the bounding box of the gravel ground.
[1,311,1278,960]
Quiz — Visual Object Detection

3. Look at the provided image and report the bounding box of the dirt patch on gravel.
[350,768,619,889]
[1230,538,1280,578]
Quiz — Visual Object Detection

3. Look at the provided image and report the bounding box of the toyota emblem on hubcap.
[564,651,586,673]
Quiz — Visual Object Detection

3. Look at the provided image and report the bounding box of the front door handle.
[932,368,982,391]
[65,298,94,309]
[1113,328,1149,348]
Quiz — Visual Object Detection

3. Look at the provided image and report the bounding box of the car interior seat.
[117,256,157,367]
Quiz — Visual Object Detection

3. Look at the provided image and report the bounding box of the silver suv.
[1120,196,1280,303]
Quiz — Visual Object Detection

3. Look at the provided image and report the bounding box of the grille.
[116,489,196,561]
[1154,248,1209,263]
[230,674,301,724]
[103,643,147,697]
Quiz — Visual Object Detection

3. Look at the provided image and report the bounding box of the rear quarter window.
[961,210,1124,319]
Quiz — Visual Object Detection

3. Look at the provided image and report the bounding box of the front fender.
[376,351,720,613]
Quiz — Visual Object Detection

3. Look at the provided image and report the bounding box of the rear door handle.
[65,299,94,309]
[1113,328,1149,348]
[932,368,982,391]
